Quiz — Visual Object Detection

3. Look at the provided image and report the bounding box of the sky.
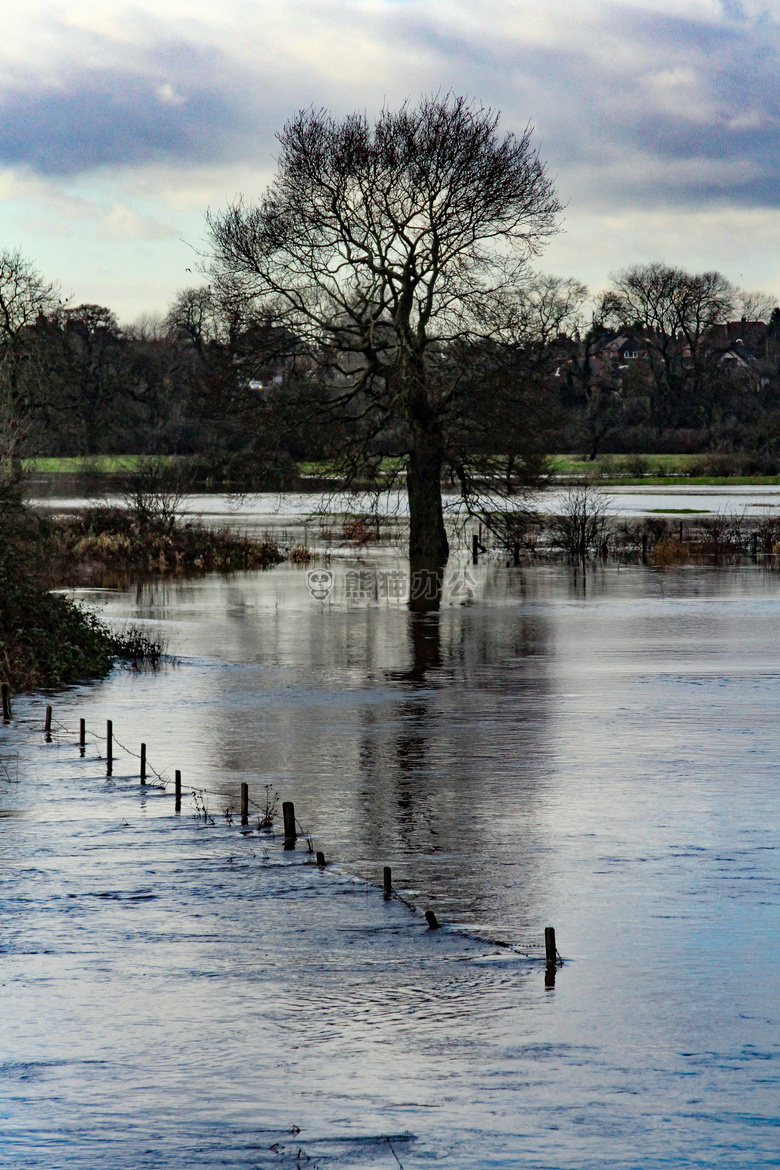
[1,0,780,322]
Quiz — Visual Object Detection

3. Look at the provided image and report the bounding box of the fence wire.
[4,703,559,963]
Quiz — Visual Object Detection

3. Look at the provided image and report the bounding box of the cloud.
[1,0,779,211]
[98,203,175,239]
[1,0,780,318]
[0,39,272,176]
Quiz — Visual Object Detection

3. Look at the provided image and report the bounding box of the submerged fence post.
[174,769,181,812]
[140,743,146,785]
[425,910,440,930]
[79,718,85,749]
[1,683,11,723]
[240,782,249,825]
[106,720,113,774]
[545,926,557,966]
[44,705,52,742]
[316,851,325,867]
[472,534,479,564]
[513,541,520,567]
[383,866,392,898]
[282,801,296,845]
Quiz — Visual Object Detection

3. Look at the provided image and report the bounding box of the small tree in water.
[207,94,562,580]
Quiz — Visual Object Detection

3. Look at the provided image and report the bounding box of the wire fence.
[2,701,561,965]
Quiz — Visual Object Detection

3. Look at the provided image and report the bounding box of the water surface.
[2,560,780,1167]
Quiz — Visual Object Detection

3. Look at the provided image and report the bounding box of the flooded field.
[28,482,780,538]
[2,559,780,1167]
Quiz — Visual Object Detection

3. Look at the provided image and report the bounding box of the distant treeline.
[3,249,780,479]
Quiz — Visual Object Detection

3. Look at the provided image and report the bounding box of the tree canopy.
[208,94,563,576]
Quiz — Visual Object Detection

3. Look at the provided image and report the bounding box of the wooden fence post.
[174,769,182,812]
[44,705,52,742]
[545,926,557,966]
[383,867,392,898]
[472,534,479,564]
[106,720,113,774]
[240,782,248,825]
[79,718,85,749]
[1,683,11,723]
[282,801,296,844]
[140,743,146,784]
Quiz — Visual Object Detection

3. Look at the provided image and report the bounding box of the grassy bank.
[23,452,780,489]
[550,453,780,484]
[53,506,283,580]
[0,496,166,692]
[0,486,284,693]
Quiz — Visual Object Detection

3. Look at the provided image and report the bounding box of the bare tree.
[450,275,585,540]
[601,263,736,428]
[735,289,777,323]
[207,94,562,574]
[0,249,60,467]
[550,482,611,561]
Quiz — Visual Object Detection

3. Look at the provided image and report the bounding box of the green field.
[23,456,175,474]
[19,453,780,487]
[548,454,780,486]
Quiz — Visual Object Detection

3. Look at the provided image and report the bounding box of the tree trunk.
[406,421,449,610]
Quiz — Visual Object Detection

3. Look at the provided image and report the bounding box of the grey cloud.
[0,37,281,175]
[2,0,780,216]
[380,3,780,210]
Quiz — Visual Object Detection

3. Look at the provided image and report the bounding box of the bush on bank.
[0,492,281,693]
[0,494,150,691]
[53,506,283,578]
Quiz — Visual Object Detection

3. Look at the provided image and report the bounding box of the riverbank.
[22,452,780,494]
[51,505,284,581]
[0,495,282,693]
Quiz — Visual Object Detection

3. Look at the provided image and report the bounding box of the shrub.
[550,483,611,560]
[52,506,283,578]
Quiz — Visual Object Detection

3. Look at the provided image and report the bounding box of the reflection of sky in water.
[2,561,780,1166]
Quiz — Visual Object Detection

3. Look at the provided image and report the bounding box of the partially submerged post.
[1,683,11,723]
[174,769,182,812]
[316,851,325,867]
[383,867,392,898]
[545,926,557,966]
[513,541,520,567]
[240,782,249,825]
[282,800,296,846]
[425,910,440,930]
[106,719,113,775]
[472,534,479,564]
[140,743,146,785]
[44,705,52,742]
[79,718,86,750]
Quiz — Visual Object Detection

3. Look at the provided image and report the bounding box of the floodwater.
[2,558,780,1167]
[28,482,780,536]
